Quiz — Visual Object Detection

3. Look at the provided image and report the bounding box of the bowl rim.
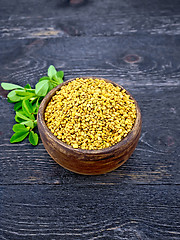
[37,76,142,155]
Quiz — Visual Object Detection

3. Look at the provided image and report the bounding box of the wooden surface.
[0,0,180,239]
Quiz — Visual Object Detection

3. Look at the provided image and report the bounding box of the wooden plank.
[0,36,180,88]
[1,0,180,39]
[0,185,179,240]
[0,85,179,185]
[0,1,179,239]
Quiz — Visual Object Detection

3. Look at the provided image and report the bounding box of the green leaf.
[17,109,26,115]
[39,76,50,82]
[21,120,34,128]
[34,120,37,127]
[32,103,38,113]
[7,90,21,102]
[10,131,29,143]
[16,111,30,121]
[22,100,35,119]
[29,131,39,146]
[57,71,64,79]
[15,90,32,96]
[26,89,35,93]
[15,115,23,123]
[48,82,54,91]
[50,76,63,87]
[36,99,41,109]
[15,109,26,122]
[49,78,58,88]
[48,65,57,79]
[54,76,61,84]
[13,124,29,133]
[30,97,38,105]
[55,79,63,85]
[7,98,15,103]
[35,80,49,96]
[20,94,35,101]
[24,84,31,89]
[1,82,23,90]
[56,77,63,84]
[32,100,40,114]
[14,101,22,111]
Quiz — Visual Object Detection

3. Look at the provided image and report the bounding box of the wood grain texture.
[1,36,180,88]
[0,185,180,240]
[0,0,180,39]
[0,0,180,239]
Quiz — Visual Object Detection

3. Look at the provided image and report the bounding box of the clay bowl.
[37,77,142,175]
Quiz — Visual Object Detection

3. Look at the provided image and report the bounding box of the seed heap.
[45,78,136,150]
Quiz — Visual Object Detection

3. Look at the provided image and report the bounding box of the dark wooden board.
[1,36,180,88]
[0,185,180,240]
[1,0,180,239]
[1,0,180,39]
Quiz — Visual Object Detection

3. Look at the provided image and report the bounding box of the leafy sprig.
[1,65,64,146]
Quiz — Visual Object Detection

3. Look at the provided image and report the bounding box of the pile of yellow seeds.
[45,78,136,150]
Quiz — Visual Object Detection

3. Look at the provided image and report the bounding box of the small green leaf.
[57,71,64,79]
[7,90,21,102]
[10,131,29,143]
[15,90,32,96]
[32,100,40,114]
[15,109,27,122]
[7,98,15,103]
[49,78,58,88]
[26,89,35,93]
[35,98,41,112]
[1,82,23,90]
[29,131,39,146]
[34,120,37,127]
[35,80,49,96]
[30,97,38,105]
[15,115,23,123]
[24,84,31,89]
[50,76,63,87]
[36,98,40,107]
[48,65,57,79]
[56,77,63,84]
[23,100,33,113]
[16,111,30,121]
[14,101,22,111]
[57,78,63,84]
[48,82,54,91]
[22,100,35,119]
[21,120,34,128]
[39,76,50,82]
[20,94,35,101]
[13,124,29,133]
[17,109,26,115]
[32,103,38,113]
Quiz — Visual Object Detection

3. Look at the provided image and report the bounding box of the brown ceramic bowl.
[37,77,142,175]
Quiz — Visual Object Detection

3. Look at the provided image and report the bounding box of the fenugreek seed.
[72,144,78,148]
[45,78,136,150]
